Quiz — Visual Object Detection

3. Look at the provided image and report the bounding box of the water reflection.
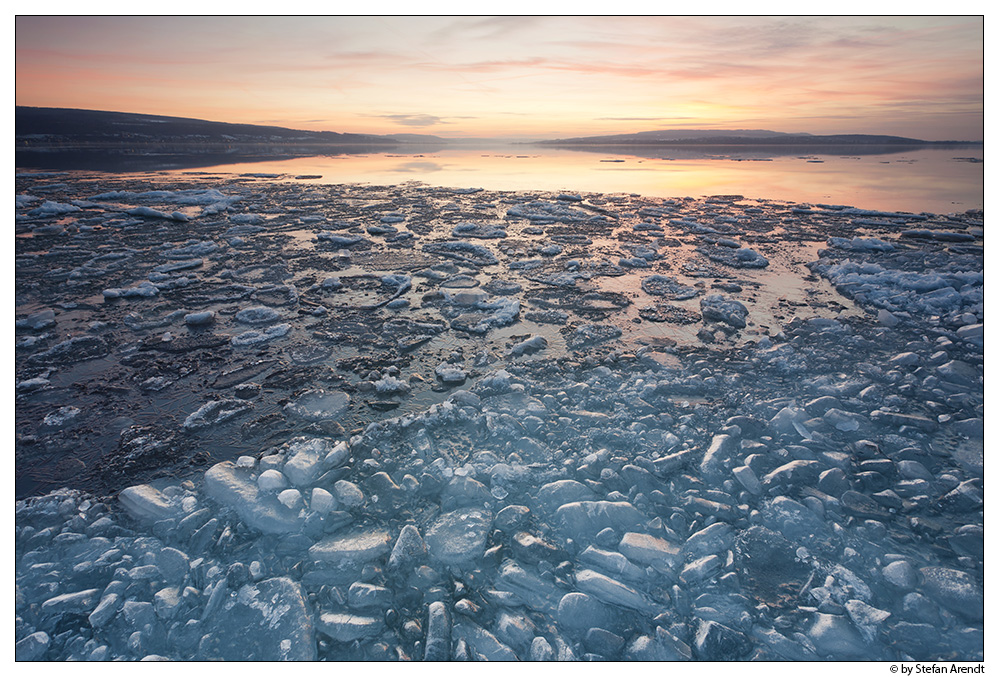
[388,160,448,174]
[17,143,983,214]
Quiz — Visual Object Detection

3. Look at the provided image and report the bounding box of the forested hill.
[15,107,423,146]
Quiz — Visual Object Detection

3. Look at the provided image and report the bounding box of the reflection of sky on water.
[156,145,984,214]
[388,161,447,174]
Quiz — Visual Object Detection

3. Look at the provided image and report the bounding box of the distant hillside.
[382,133,448,143]
[15,107,429,147]
[536,129,965,146]
[544,129,803,144]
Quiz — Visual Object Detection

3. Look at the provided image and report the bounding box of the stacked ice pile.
[16,316,984,660]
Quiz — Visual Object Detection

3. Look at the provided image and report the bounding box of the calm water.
[154,145,982,215]
[19,144,983,215]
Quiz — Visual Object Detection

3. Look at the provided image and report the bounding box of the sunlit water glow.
[159,145,983,215]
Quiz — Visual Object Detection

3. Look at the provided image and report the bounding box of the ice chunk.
[508,334,548,357]
[700,294,748,328]
[283,389,350,422]
[235,306,282,324]
[28,200,81,217]
[845,599,891,642]
[103,280,160,298]
[452,620,519,660]
[936,360,980,387]
[184,310,215,326]
[40,588,101,616]
[557,592,614,632]
[347,582,392,609]
[423,241,498,266]
[574,569,661,615]
[679,554,723,585]
[424,601,451,660]
[231,323,291,346]
[618,532,680,570]
[323,441,350,468]
[183,399,252,430]
[530,636,555,661]
[435,363,468,384]
[17,377,50,392]
[826,236,895,252]
[768,406,812,439]
[425,508,493,566]
[732,466,762,495]
[699,244,769,268]
[956,323,984,347]
[333,480,365,507]
[204,462,306,534]
[452,222,506,239]
[277,489,303,510]
[119,484,184,522]
[15,631,51,661]
[495,505,531,532]
[624,628,692,661]
[153,587,183,619]
[808,612,868,659]
[257,469,289,493]
[565,323,622,348]
[474,369,515,396]
[282,437,331,486]
[42,406,80,428]
[374,375,410,394]
[441,475,492,509]
[492,560,563,613]
[16,309,56,330]
[877,308,900,326]
[578,546,646,582]
[89,592,122,628]
[310,488,336,515]
[128,206,188,221]
[388,524,427,569]
[683,522,735,557]
[493,611,537,654]
[692,620,752,660]
[197,577,316,660]
[156,547,190,584]
[918,567,983,621]
[537,480,596,510]
[699,433,738,478]
[641,275,699,300]
[506,200,597,223]
[556,501,646,543]
[449,295,520,334]
[163,240,218,258]
[310,530,392,565]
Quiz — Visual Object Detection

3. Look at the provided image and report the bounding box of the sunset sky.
[15,15,985,141]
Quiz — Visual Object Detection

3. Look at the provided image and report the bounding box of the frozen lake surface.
[15,170,983,661]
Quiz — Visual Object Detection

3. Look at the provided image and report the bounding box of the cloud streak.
[15,16,983,140]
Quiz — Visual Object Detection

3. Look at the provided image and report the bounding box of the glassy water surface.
[146,144,985,215]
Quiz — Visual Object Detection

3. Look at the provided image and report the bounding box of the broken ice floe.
[641,275,700,300]
[283,390,350,422]
[697,243,769,269]
[422,241,498,267]
[452,222,507,239]
[15,173,984,661]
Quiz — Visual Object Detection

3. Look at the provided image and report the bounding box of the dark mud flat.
[15,171,983,661]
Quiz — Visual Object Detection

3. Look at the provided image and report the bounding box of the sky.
[15,15,985,141]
